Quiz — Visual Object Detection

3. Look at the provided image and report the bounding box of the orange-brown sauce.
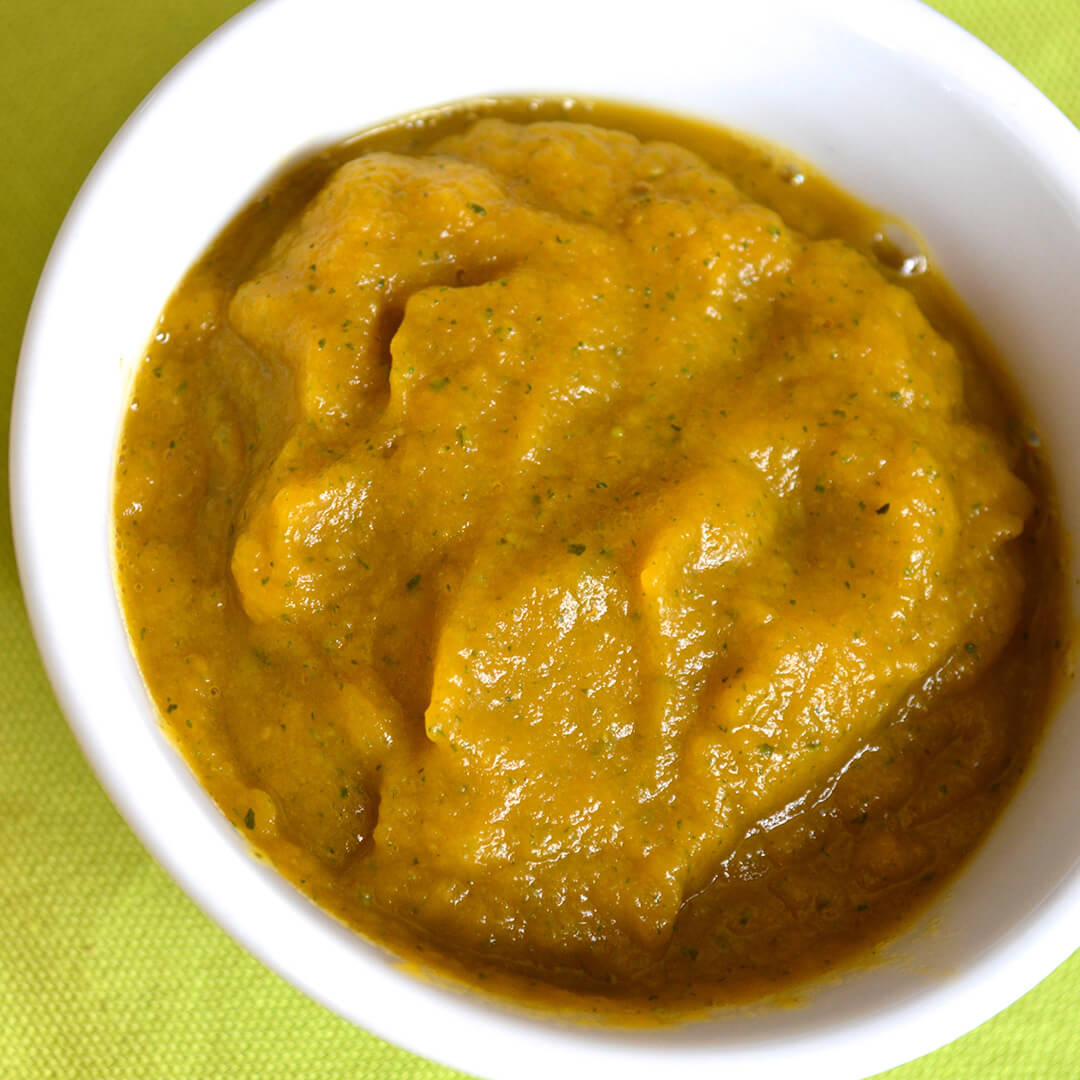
[113,99,1067,1021]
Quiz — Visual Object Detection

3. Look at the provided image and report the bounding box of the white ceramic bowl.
[12,1,1080,1077]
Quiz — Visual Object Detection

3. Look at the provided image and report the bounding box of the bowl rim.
[10,0,1080,1077]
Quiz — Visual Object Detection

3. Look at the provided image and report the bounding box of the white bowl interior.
[12,1,1080,1078]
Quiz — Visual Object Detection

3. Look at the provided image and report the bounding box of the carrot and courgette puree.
[113,99,1067,1018]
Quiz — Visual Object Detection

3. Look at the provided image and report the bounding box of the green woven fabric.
[2,2,1076,1077]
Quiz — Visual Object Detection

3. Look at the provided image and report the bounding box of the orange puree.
[113,101,1066,1018]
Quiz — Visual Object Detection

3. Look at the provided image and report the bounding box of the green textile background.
[2,2,1077,1077]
